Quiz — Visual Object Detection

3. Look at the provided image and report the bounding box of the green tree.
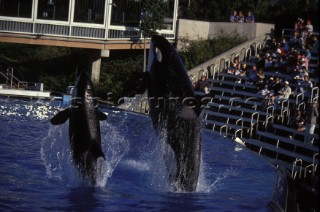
[179,32,248,70]
[141,0,168,37]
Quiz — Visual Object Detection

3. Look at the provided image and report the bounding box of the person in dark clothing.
[270,77,283,96]
[290,110,305,131]
[304,100,319,144]
[194,75,210,93]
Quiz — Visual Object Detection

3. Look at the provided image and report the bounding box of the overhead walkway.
[0,0,178,50]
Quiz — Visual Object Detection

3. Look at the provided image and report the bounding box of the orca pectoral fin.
[50,108,70,125]
[122,72,150,96]
[97,111,108,121]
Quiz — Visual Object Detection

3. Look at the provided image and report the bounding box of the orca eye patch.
[155,47,162,62]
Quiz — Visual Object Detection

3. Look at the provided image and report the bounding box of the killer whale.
[50,70,107,185]
[129,35,202,191]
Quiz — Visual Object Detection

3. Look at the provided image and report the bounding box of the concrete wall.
[176,19,274,42]
[187,34,270,82]
[175,19,275,82]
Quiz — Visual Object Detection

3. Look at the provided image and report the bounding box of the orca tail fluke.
[50,108,70,125]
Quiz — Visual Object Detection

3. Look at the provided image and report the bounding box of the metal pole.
[10,68,13,89]
[143,35,146,72]
[17,1,20,17]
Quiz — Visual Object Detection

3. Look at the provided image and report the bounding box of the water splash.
[0,98,58,120]
[40,112,130,187]
[40,122,80,186]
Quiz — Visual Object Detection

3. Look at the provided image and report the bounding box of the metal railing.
[188,34,269,82]
[0,0,178,41]
[0,67,35,89]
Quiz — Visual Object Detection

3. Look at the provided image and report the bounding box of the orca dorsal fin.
[97,111,108,121]
[50,108,70,125]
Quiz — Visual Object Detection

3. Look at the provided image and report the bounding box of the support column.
[86,49,109,84]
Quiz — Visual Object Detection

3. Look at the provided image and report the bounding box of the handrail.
[213,64,220,75]
[240,47,247,62]
[6,67,21,88]
[228,97,241,107]
[245,48,251,62]
[265,106,274,127]
[0,71,9,83]
[256,43,262,54]
[139,97,149,114]
[297,102,305,111]
[219,58,229,71]
[304,164,314,178]
[237,118,243,138]
[292,159,303,179]
[188,33,269,82]
[247,112,258,138]
[313,153,319,172]
[220,125,228,137]
[310,87,319,102]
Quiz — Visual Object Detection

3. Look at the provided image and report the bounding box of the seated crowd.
[219,21,319,144]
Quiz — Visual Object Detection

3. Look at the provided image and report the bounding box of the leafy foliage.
[95,51,144,102]
[178,0,318,36]
[179,32,248,70]
[141,0,168,37]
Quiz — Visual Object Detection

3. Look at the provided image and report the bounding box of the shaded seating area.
[199,27,319,177]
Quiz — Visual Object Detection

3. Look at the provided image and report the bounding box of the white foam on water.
[122,159,150,171]
[40,113,130,187]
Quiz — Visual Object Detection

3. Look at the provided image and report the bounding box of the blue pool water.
[0,98,276,211]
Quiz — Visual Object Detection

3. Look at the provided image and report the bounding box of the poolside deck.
[0,88,51,99]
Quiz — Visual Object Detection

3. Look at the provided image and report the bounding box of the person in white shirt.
[272,81,292,110]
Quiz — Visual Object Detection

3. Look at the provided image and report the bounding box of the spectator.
[293,65,308,85]
[237,11,244,23]
[269,38,278,52]
[233,56,240,66]
[311,36,319,51]
[248,65,258,84]
[277,56,288,73]
[265,55,274,71]
[286,46,298,69]
[304,19,313,33]
[235,63,247,83]
[256,68,265,90]
[294,18,304,33]
[276,43,282,55]
[281,37,290,53]
[270,76,283,96]
[299,65,309,78]
[194,75,210,93]
[272,81,292,110]
[305,33,314,49]
[299,54,308,68]
[266,77,275,90]
[245,11,254,23]
[256,53,266,70]
[304,100,319,144]
[241,63,248,74]
[298,75,313,94]
[229,10,238,22]
[227,62,236,74]
[289,31,301,48]
[234,63,242,76]
[290,110,305,132]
